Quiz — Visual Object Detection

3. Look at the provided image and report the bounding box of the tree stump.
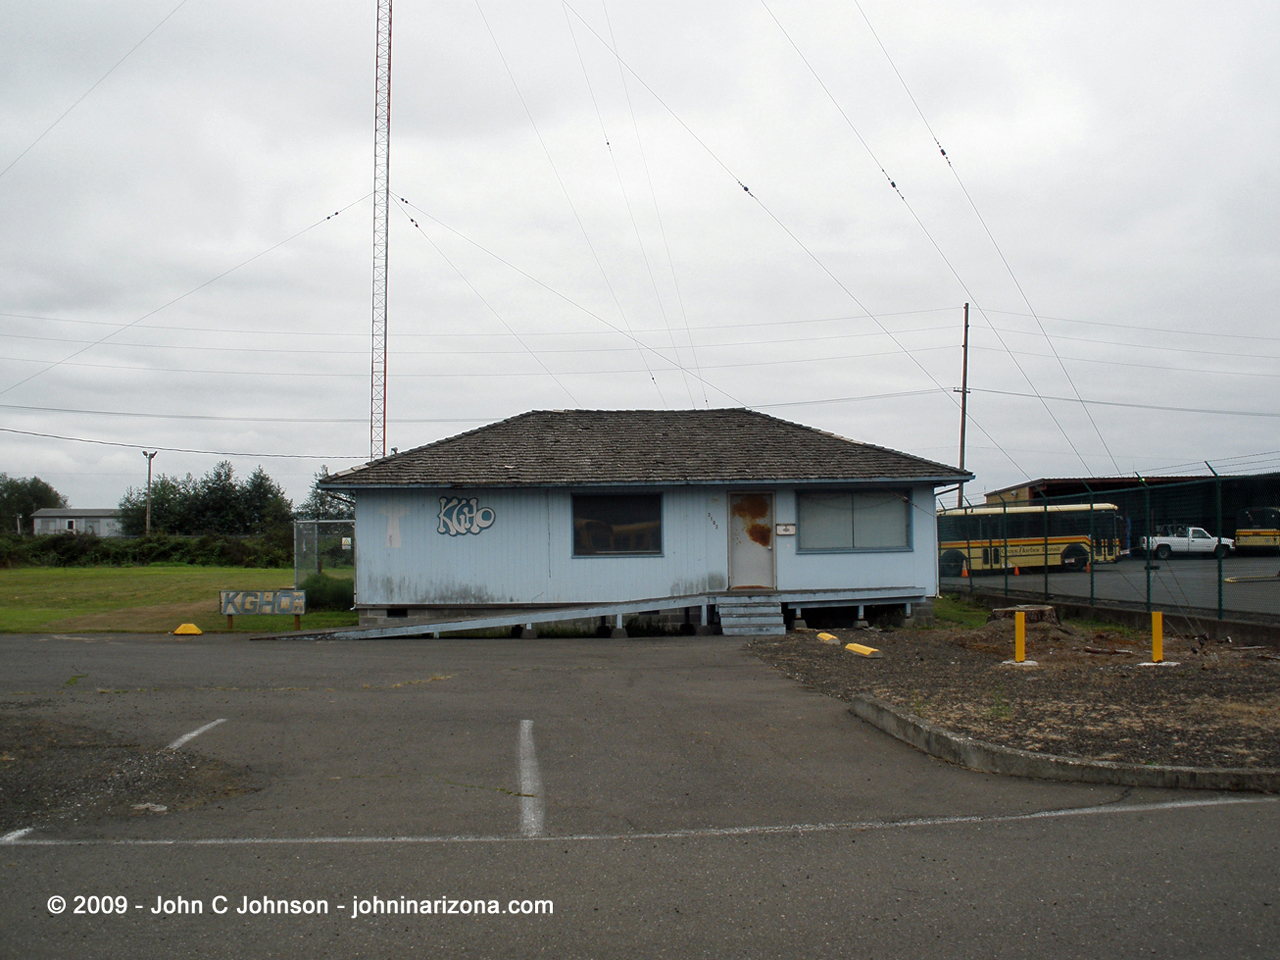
[990,605,1058,625]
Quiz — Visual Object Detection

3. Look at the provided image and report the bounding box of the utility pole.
[370,0,393,461]
[142,450,157,536]
[955,302,970,509]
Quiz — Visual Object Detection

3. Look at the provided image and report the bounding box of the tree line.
[2,463,351,538]
[118,462,352,536]
[0,474,67,535]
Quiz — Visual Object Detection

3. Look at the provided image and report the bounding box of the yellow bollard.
[1152,611,1163,663]
[1015,611,1026,663]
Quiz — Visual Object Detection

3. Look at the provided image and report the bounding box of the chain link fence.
[939,473,1280,622]
[293,519,355,588]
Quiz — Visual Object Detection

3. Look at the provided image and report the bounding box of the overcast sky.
[3,0,1278,512]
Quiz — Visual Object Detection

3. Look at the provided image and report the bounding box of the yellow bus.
[1235,507,1280,552]
[938,503,1124,577]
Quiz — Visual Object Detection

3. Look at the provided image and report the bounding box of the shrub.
[299,572,354,611]
[0,533,292,568]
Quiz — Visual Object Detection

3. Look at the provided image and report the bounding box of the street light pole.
[142,451,157,537]
[956,302,970,509]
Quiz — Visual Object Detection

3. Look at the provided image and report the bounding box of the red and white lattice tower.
[370,0,392,460]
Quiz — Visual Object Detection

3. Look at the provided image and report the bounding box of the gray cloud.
[2,0,1278,511]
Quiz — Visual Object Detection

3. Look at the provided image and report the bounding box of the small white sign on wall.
[776,523,796,536]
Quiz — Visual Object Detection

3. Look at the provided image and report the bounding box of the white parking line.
[518,719,544,838]
[7,795,1272,847]
[1,828,34,844]
[165,718,227,751]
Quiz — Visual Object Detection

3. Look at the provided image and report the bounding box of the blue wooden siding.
[352,483,937,606]
[773,484,937,592]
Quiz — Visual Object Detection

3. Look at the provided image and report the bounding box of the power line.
[601,0,705,406]
[562,1,694,405]
[1,321,959,356]
[0,196,370,398]
[752,388,941,410]
[396,196,746,405]
[0,402,496,425]
[12,304,1275,345]
[848,0,1120,472]
[760,0,1087,475]
[21,323,1276,384]
[984,309,1280,344]
[12,320,1280,376]
[1,388,957,427]
[3,340,959,380]
[1141,450,1280,476]
[0,0,192,183]
[969,343,1280,380]
[980,326,1280,362]
[474,0,664,405]
[562,2,1025,475]
[394,199,580,405]
[0,306,957,338]
[0,426,361,460]
[971,387,1280,420]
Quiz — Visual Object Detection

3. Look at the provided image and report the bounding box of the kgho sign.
[220,589,307,630]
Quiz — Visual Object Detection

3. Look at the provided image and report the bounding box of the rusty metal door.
[729,493,775,589]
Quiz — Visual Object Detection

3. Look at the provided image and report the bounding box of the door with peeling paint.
[728,493,775,589]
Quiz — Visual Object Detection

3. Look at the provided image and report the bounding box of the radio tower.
[370,0,393,460]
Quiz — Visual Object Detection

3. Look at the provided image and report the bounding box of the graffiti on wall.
[438,497,497,537]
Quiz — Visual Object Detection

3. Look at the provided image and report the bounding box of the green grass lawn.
[931,594,992,629]
[0,566,357,634]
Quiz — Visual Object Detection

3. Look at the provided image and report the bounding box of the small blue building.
[322,409,970,635]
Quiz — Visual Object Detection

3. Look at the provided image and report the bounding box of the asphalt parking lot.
[2,632,1278,959]
[943,554,1280,617]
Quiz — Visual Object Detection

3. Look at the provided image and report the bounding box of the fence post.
[1002,499,1009,598]
[1042,498,1050,602]
[964,506,974,595]
[1143,480,1153,613]
[1089,491,1096,606]
[1207,462,1223,620]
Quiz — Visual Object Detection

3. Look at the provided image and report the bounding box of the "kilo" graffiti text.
[438,497,496,536]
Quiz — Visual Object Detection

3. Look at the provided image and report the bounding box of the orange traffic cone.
[1013,566,1021,576]
[961,566,969,578]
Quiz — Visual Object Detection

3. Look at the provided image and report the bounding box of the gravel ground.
[749,615,1280,770]
[0,705,255,832]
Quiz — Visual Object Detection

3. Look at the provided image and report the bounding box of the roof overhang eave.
[320,473,973,491]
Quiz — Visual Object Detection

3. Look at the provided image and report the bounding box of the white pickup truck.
[1140,525,1233,560]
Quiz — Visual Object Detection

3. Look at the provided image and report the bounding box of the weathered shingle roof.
[323,409,970,488]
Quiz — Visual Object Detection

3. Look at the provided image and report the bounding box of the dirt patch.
[749,617,1280,769]
[0,707,255,831]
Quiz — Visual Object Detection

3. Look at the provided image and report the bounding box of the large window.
[797,490,910,551]
[573,494,662,556]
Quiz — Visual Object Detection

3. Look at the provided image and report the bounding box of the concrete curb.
[849,694,1280,793]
